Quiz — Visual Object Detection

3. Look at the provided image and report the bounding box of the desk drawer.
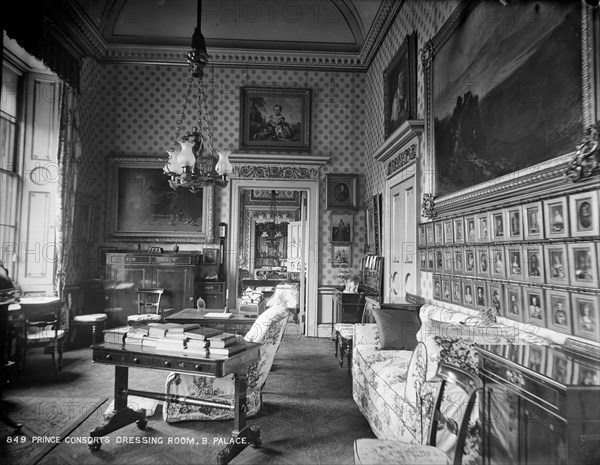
[197,282,224,293]
[93,348,214,374]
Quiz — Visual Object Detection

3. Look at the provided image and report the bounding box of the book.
[155,338,185,353]
[207,332,237,348]
[204,312,234,319]
[103,326,128,344]
[124,336,145,346]
[148,323,199,338]
[185,339,210,350]
[184,327,222,341]
[127,325,150,337]
[208,342,247,356]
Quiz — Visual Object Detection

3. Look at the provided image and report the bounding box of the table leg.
[216,372,261,465]
[347,340,352,376]
[89,366,146,451]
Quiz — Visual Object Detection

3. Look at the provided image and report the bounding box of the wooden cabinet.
[477,342,600,465]
[195,281,226,309]
[331,289,376,335]
[105,253,200,325]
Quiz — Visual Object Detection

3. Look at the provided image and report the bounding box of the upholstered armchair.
[163,305,290,422]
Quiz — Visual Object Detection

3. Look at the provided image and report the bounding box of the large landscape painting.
[433,0,583,197]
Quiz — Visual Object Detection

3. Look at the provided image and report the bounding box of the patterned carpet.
[1,322,375,464]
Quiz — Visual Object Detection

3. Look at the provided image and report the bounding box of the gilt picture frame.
[326,174,359,211]
[105,156,214,243]
[383,31,417,139]
[239,86,311,153]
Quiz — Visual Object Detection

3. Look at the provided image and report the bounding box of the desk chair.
[18,297,66,379]
[127,288,164,326]
[354,363,482,465]
[65,283,108,346]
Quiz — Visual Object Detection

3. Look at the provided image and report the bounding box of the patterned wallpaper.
[78,61,368,284]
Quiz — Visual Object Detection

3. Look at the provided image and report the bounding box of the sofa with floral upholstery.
[162,304,289,422]
[352,303,551,463]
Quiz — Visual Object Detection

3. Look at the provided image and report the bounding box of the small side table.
[333,323,354,375]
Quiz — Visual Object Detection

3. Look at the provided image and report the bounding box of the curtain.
[55,83,81,299]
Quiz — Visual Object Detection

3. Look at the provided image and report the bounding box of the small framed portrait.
[433,274,442,300]
[506,206,523,241]
[443,249,453,273]
[546,289,571,335]
[477,212,490,242]
[418,224,426,247]
[332,243,352,267]
[523,202,544,240]
[491,210,506,241]
[451,278,462,305]
[547,349,572,385]
[425,222,434,246]
[488,282,504,317]
[526,345,546,374]
[577,365,600,386]
[568,242,599,288]
[462,279,475,309]
[506,344,523,365]
[427,249,435,271]
[465,216,477,244]
[476,247,490,277]
[441,277,452,303]
[569,191,599,237]
[523,244,544,284]
[434,249,444,271]
[505,284,523,322]
[443,219,453,245]
[453,248,464,275]
[419,250,427,270]
[434,222,444,246]
[474,280,488,310]
[453,217,465,244]
[331,212,353,243]
[464,248,476,276]
[506,246,524,281]
[490,246,506,279]
[572,293,600,342]
[524,288,546,327]
[326,174,359,211]
[544,243,569,285]
[544,197,569,239]
[202,247,218,265]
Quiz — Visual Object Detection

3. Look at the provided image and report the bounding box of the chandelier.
[261,190,284,248]
[163,0,232,192]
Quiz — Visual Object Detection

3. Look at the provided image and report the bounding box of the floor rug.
[0,397,107,465]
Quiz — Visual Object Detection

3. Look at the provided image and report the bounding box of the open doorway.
[227,178,320,336]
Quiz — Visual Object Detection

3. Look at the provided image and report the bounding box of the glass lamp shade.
[164,150,184,175]
[177,140,196,167]
[216,150,233,176]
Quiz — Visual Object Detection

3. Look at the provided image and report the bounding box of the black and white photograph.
[1,1,598,463]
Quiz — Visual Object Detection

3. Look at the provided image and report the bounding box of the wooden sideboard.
[477,342,600,465]
[105,252,200,325]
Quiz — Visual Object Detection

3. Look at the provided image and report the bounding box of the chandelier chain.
[172,77,194,150]
[199,77,214,155]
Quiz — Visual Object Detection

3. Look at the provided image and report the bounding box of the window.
[1,43,60,294]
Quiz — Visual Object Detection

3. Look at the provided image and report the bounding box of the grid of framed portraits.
[421,189,600,343]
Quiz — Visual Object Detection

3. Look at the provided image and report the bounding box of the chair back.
[136,288,164,314]
[427,363,482,465]
[243,305,289,390]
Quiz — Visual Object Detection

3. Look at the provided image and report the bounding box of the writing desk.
[90,341,261,464]
[166,308,258,335]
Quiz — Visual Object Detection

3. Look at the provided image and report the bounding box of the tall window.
[1,47,60,294]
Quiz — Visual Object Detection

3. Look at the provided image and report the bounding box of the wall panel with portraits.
[419,187,600,344]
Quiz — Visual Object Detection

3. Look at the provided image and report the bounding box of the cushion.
[354,439,451,465]
[266,283,299,308]
[372,308,419,350]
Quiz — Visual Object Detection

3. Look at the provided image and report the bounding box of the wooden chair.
[18,297,66,379]
[65,283,108,346]
[127,288,164,326]
[354,363,482,465]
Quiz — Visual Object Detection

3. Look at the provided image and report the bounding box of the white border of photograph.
[451,278,462,306]
[569,190,599,238]
[571,293,600,342]
[504,284,523,322]
[433,274,442,300]
[545,289,572,335]
[547,348,572,385]
[543,196,569,239]
[443,219,453,246]
[491,209,506,242]
[523,244,545,284]
[488,281,504,318]
[464,248,476,276]
[476,212,490,243]
[506,205,523,241]
[474,280,488,311]
[476,246,490,278]
[490,245,506,279]
[425,222,434,246]
[434,221,444,246]
[525,345,546,374]
[465,215,477,244]
[568,242,599,289]
[441,276,452,303]
[453,247,464,275]
[453,217,465,244]
[462,278,475,309]
[418,224,426,247]
[523,201,544,240]
[506,245,524,281]
[544,243,569,286]
[523,287,546,328]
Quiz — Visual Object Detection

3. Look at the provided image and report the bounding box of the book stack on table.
[102,324,248,358]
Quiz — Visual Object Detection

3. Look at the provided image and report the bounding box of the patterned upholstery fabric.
[354,439,451,465]
[162,305,289,422]
[333,322,354,339]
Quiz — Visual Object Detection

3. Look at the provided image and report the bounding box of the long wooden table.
[166,309,258,335]
[90,341,261,464]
